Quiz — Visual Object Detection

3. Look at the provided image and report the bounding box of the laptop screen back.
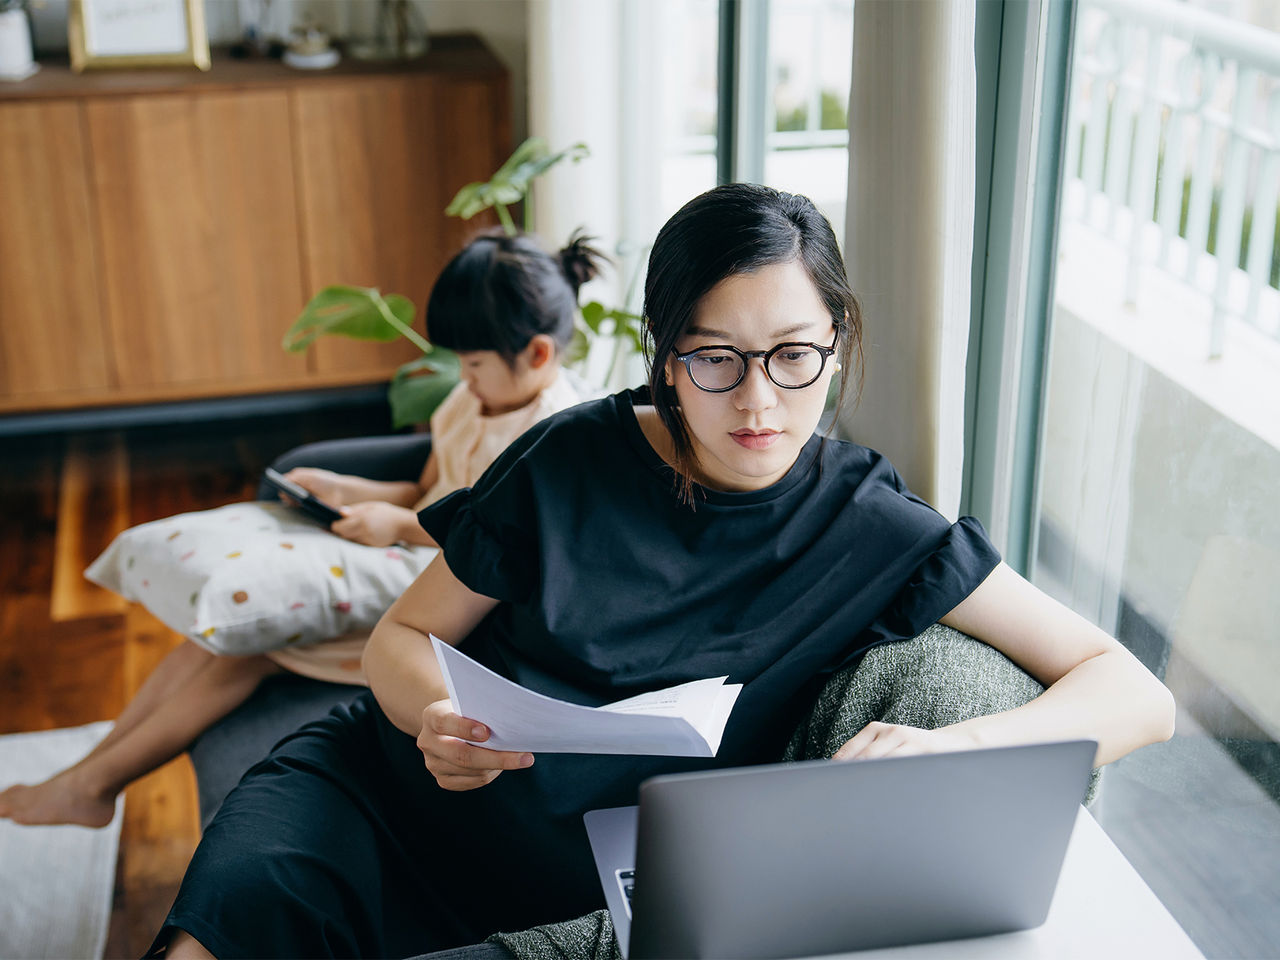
[600,740,1095,959]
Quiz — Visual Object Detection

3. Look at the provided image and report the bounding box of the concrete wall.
[1037,306,1280,739]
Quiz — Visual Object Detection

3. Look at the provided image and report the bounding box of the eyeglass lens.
[686,345,825,391]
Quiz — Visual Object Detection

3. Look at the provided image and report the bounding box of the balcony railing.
[1065,0,1280,356]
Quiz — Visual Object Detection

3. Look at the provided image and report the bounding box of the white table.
[824,807,1202,958]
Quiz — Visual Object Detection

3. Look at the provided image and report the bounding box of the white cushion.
[85,501,438,656]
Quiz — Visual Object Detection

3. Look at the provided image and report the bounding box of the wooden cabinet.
[84,89,307,395]
[0,36,510,414]
[0,100,112,401]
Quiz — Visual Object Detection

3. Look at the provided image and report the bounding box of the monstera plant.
[282,138,643,428]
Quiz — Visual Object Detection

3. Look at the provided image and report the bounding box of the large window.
[988,0,1280,954]
[607,0,853,387]
[648,0,853,238]
[734,0,854,244]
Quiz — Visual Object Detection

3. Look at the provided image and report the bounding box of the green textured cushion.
[783,622,1046,760]
[487,624,1099,960]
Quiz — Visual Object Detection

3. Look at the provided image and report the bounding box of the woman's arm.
[835,562,1176,767]
[363,554,533,789]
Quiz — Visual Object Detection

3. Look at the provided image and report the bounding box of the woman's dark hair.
[643,183,864,502]
[426,229,605,365]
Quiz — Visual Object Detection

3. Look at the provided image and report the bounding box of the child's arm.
[283,467,423,507]
[330,502,438,548]
[417,449,440,498]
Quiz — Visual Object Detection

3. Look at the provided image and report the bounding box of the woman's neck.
[633,405,674,463]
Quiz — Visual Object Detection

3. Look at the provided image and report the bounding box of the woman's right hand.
[417,699,534,791]
[281,467,349,506]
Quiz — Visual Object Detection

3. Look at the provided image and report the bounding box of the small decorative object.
[0,0,38,81]
[234,0,273,58]
[349,0,426,61]
[68,0,211,72]
[283,21,339,70]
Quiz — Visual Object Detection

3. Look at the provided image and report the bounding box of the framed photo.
[68,0,211,72]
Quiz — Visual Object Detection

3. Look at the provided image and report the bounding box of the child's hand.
[331,501,412,547]
[282,467,349,506]
[417,699,534,791]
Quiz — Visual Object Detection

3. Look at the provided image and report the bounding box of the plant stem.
[604,325,623,387]
[495,203,517,236]
[372,293,432,355]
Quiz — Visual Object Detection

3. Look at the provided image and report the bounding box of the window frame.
[963,0,1078,576]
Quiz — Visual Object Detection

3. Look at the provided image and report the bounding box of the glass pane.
[763,0,853,246]
[1034,0,1280,954]
[654,0,720,224]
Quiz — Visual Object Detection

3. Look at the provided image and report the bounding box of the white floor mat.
[0,721,122,960]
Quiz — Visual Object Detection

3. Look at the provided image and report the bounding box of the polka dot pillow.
[85,501,438,657]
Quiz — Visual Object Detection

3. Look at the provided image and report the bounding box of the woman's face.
[665,259,838,492]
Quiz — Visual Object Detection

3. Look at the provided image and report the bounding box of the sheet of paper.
[432,636,742,757]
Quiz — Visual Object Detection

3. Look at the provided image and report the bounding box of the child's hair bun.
[427,228,607,360]
[558,229,607,297]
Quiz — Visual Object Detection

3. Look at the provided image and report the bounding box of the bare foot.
[0,771,117,828]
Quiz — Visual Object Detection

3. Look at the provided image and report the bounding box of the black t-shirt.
[416,388,1000,797]
[161,391,1005,954]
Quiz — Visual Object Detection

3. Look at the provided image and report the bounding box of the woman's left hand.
[832,722,982,762]
[331,501,413,547]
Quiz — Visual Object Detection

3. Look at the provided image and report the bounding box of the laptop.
[584,739,1096,959]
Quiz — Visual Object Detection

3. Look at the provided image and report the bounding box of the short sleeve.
[844,515,1001,661]
[417,429,544,603]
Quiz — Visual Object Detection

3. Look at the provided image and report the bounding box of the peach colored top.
[413,372,582,511]
[268,372,582,686]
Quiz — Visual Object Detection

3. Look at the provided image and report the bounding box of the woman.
[157,185,1173,959]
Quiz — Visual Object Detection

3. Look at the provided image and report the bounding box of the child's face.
[457,344,549,416]
[665,260,837,492]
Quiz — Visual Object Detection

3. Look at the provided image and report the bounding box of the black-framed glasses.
[671,337,838,392]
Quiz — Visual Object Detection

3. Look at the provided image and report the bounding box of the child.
[0,231,603,829]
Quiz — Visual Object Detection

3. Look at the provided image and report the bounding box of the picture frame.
[68,0,211,72]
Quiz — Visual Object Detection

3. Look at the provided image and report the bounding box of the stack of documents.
[432,636,742,757]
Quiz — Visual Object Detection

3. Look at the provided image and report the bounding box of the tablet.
[263,467,344,525]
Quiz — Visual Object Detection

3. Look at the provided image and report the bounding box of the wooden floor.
[0,403,392,958]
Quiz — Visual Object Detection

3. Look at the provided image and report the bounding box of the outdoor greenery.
[1076,123,1280,290]
[775,90,847,134]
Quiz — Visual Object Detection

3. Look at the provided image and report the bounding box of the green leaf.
[489,183,524,205]
[388,349,462,428]
[282,287,417,352]
[565,325,592,367]
[444,182,489,219]
[505,141,590,191]
[444,138,591,224]
[490,136,548,184]
[624,321,647,355]
[580,300,607,333]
